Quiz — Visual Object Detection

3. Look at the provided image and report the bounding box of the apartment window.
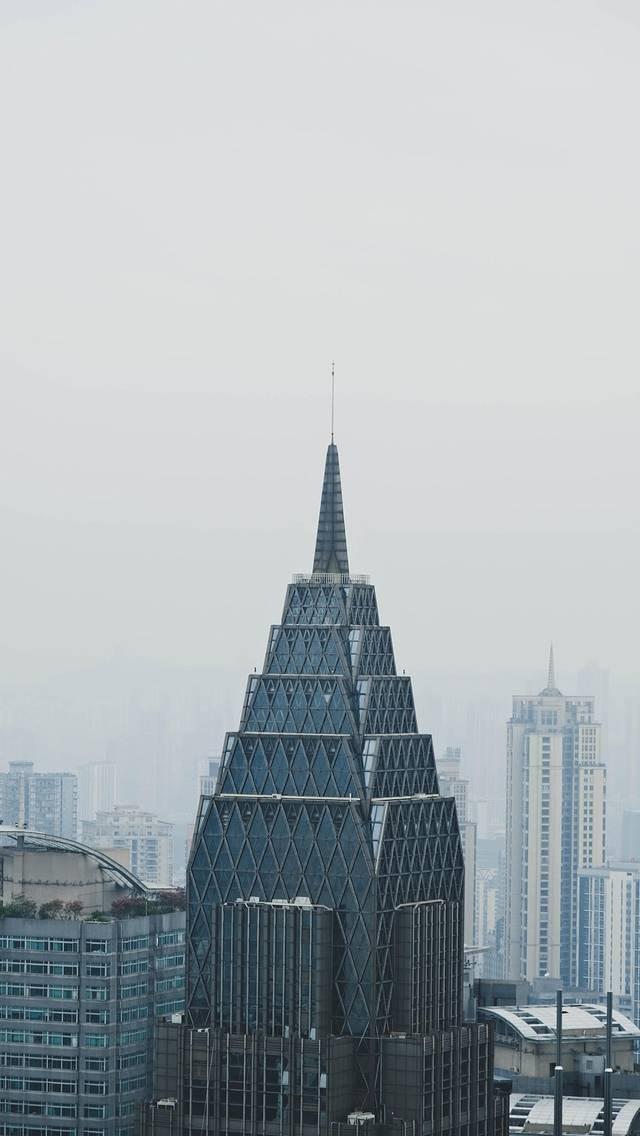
[86,987,108,1002]
[119,959,148,976]
[85,1056,109,1072]
[87,962,109,977]
[121,936,149,952]
[121,982,148,999]
[84,1103,108,1118]
[156,953,184,970]
[157,930,185,947]
[86,940,109,954]
[118,1073,146,1093]
[119,1005,148,1023]
[85,1009,110,1025]
[156,999,184,1017]
[0,935,78,952]
[117,1051,145,1070]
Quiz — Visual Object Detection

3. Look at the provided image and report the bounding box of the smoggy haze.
[1,1,639,817]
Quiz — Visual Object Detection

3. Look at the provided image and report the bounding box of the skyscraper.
[505,648,606,985]
[147,442,505,1135]
[438,746,477,946]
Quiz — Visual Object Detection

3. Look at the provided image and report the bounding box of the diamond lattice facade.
[146,442,506,1136]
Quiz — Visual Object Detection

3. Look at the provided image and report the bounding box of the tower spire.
[312,442,349,575]
[540,642,561,695]
[331,361,335,445]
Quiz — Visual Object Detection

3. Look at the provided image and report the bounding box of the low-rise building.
[478,1003,640,1096]
[509,1094,640,1136]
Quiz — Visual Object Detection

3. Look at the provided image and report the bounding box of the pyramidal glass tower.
[154,443,505,1136]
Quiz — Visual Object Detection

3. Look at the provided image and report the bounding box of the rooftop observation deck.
[292,573,370,586]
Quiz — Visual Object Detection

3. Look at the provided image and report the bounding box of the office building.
[439,745,477,946]
[0,825,185,1136]
[145,441,505,1136]
[83,805,174,888]
[0,761,77,839]
[505,649,606,985]
[78,761,117,823]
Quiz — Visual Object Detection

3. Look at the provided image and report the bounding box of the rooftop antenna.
[331,361,335,444]
[604,990,613,1136]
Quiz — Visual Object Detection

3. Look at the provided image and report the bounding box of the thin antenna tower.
[331,362,335,444]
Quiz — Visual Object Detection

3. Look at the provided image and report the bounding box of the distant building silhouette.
[438,745,477,947]
[78,760,117,822]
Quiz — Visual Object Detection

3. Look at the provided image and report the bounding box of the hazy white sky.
[1,2,639,804]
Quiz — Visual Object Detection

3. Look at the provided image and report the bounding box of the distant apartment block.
[578,862,640,1026]
[439,745,477,946]
[83,805,174,888]
[198,756,220,798]
[0,761,77,839]
[505,647,606,985]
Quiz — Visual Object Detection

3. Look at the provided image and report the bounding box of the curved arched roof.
[0,825,151,895]
[481,1003,640,1041]
[510,1094,640,1135]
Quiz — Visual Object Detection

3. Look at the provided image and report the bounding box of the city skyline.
[1,4,640,834]
[0,4,638,1132]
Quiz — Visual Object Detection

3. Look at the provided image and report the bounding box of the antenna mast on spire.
[331,362,335,444]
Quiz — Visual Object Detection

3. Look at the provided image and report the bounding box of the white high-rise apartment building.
[78,760,117,822]
[578,862,640,1025]
[0,761,77,838]
[82,804,174,887]
[505,647,606,985]
[438,745,477,946]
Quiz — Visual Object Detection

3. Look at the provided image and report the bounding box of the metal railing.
[291,573,370,586]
